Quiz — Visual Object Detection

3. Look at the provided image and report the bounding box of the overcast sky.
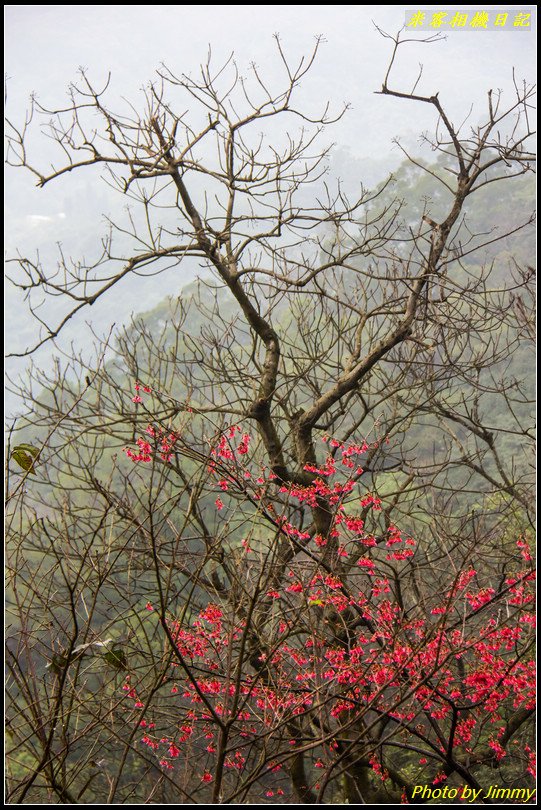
[6,5,536,152]
[4,5,536,412]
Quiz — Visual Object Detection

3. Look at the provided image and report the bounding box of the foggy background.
[4,5,536,416]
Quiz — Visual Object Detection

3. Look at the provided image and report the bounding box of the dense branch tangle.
[6,31,536,804]
[6,36,534,487]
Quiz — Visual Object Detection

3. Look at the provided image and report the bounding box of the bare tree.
[6,31,535,803]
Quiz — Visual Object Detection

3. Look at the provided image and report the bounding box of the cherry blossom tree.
[6,30,535,803]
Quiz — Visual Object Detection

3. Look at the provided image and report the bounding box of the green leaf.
[14,443,39,455]
[11,444,39,474]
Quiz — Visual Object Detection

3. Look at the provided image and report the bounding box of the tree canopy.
[5,31,535,804]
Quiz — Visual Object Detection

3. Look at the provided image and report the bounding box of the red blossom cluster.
[124,423,179,463]
[119,423,535,797]
[122,575,535,793]
[131,380,152,404]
